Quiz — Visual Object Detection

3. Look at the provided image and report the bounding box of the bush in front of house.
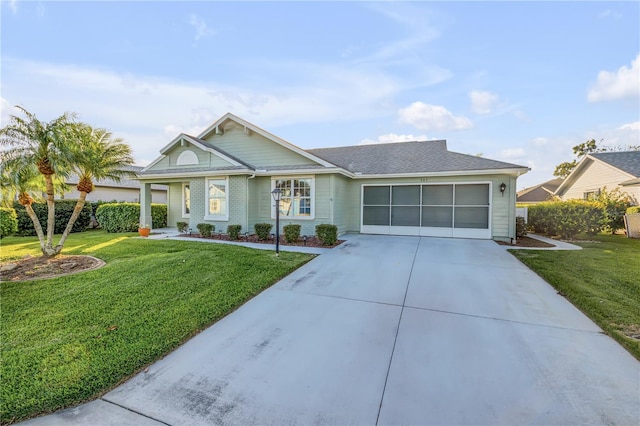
[527,200,604,239]
[176,221,188,232]
[197,223,214,237]
[283,224,301,243]
[254,223,273,241]
[627,206,640,214]
[0,207,18,238]
[95,203,139,232]
[315,224,338,245]
[13,200,91,236]
[227,224,242,240]
[515,216,527,238]
[95,203,167,232]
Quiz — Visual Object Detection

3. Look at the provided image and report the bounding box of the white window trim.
[271,176,315,220]
[204,177,229,221]
[182,183,191,218]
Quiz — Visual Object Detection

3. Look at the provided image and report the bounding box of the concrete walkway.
[21,235,639,425]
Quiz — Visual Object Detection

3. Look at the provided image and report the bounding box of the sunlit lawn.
[510,234,640,360]
[0,230,313,424]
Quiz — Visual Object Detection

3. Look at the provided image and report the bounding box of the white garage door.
[361,183,491,239]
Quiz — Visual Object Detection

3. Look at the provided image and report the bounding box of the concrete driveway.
[24,235,639,425]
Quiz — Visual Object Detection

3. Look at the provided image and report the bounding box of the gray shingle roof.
[189,136,256,169]
[66,166,166,190]
[307,140,527,174]
[591,151,640,177]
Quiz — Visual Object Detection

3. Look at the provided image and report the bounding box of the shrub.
[95,203,139,232]
[315,224,338,245]
[95,203,167,232]
[595,187,633,233]
[0,207,18,238]
[254,223,273,241]
[627,206,640,214]
[227,224,242,240]
[283,224,301,243]
[13,200,91,236]
[176,221,188,232]
[515,216,527,238]
[196,223,214,237]
[527,200,604,239]
[151,204,167,229]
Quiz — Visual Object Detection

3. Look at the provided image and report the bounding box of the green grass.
[510,234,640,360]
[0,230,313,424]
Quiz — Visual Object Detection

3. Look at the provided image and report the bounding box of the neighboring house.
[516,178,563,204]
[555,151,640,204]
[137,113,529,241]
[61,165,168,204]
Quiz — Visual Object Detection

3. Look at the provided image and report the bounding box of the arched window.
[176,150,199,166]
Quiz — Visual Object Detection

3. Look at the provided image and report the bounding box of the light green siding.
[349,174,517,240]
[332,174,358,233]
[203,125,319,168]
[146,143,235,173]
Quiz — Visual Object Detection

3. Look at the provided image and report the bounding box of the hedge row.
[627,206,640,215]
[0,207,18,238]
[527,200,604,239]
[95,203,167,232]
[12,201,92,236]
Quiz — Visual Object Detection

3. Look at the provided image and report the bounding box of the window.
[584,190,600,200]
[182,183,190,218]
[205,178,228,220]
[272,177,314,219]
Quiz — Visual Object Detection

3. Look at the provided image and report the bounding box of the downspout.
[247,173,255,232]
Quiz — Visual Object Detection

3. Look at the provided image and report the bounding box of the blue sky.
[1,1,638,189]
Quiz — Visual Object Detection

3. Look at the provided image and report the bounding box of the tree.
[56,124,135,249]
[0,106,135,257]
[0,107,76,256]
[554,139,640,178]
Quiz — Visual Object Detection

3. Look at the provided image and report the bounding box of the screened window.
[205,178,228,220]
[273,178,313,218]
[363,186,390,226]
[182,183,190,217]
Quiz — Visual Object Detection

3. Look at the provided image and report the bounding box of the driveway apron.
[23,235,639,425]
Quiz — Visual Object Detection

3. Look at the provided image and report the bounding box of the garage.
[360,183,491,239]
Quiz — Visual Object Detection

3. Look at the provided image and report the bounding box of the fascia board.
[351,168,530,179]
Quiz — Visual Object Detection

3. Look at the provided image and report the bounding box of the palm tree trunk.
[23,203,47,254]
[44,174,56,254]
[56,192,87,252]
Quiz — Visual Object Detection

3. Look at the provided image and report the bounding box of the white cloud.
[598,9,622,19]
[499,148,526,159]
[532,137,548,146]
[588,54,640,102]
[398,102,472,131]
[0,97,21,127]
[189,14,213,41]
[617,121,640,132]
[469,90,499,114]
[8,0,17,14]
[359,133,429,145]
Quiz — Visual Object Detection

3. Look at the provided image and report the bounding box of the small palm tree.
[0,107,75,256]
[56,124,135,250]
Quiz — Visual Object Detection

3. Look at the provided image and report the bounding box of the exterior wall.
[248,174,334,236]
[559,159,639,203]
[146,143,234,173]
[203,125,318,168]
[181,176,248,232]
[61,187,167,203]
[347,174,517,240]
[332,174,359,233]
[167,183,184,228]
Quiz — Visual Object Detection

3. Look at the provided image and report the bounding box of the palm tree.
[0,107,75,256]
[55,124,135,251]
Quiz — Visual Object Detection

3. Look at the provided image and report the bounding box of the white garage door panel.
[361,183,492,239]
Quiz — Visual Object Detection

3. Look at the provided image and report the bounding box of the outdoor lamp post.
[271,188,282,256]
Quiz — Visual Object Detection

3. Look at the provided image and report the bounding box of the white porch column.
[140,182,153,229]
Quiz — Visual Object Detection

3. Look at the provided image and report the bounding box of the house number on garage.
[420,178,429,182]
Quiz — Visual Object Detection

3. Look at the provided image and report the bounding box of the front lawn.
[0,231,313,424]
[510,234,640,360]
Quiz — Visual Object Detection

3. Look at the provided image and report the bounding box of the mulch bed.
[179,233,344,248]
[0,255,105,283]
[495,236,555,248]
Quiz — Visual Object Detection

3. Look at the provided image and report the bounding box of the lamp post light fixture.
[499,182,507,197]
[271,188,282,256]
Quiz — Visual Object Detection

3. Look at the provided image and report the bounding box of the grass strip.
[510,234,639,360]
